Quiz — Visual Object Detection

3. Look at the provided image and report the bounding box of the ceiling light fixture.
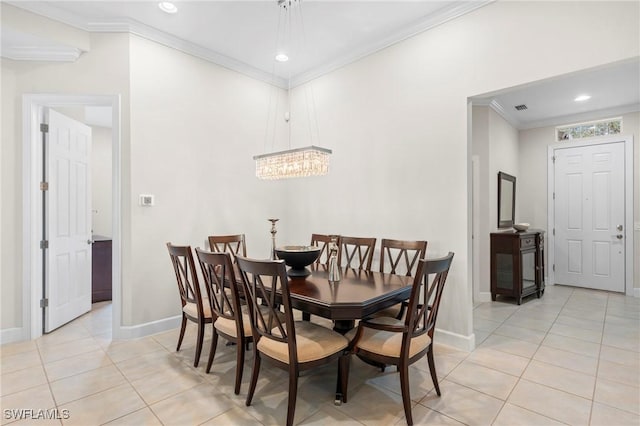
[254,0,332,180]
[574,94,591,102]
[158,2,178,14]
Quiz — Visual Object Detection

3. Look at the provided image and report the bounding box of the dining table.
[287,266,414,334]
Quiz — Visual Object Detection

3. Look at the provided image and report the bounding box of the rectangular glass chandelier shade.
[254,146,332,180]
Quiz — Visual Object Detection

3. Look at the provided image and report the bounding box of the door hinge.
[553,192,555,200]
[40,182,49,191]
[40,298,49,308]
[40,123,49,133]
[553,228,555,236]
[552,264,555,272]
[552,155,556,163]
[40,240,49,249]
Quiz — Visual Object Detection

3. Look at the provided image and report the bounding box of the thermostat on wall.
[139,194,154,206]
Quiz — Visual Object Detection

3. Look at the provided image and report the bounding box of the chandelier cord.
[296,0,320,146]
[264,3,287,154]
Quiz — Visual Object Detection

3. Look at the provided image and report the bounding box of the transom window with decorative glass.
[556,117,622,141]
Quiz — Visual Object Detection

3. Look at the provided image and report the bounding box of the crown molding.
[290,0,494,87]
[1,45,83,62]
[8,1,492,90]
[473,99,522,129]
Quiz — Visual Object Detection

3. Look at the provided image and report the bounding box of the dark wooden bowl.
[275,246,321,277]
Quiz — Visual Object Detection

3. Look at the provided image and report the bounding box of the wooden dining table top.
[287,267,414,321]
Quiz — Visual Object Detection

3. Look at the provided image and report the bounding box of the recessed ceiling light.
[574,94,591,102]
[158,2,178,14]
[275,53,289,62]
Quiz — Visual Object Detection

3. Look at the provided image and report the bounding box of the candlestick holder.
[268,218,279,260]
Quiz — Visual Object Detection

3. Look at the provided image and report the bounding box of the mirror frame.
[497,171,516,229]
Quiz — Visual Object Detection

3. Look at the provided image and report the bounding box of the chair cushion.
[257,321,348,364]
[369,303,403,319]
[214,305,284,339]
[347,316,431,359]
[214,306,251,338]
[182,298,212,319]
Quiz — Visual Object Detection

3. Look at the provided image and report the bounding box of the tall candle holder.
[268,218,279,260]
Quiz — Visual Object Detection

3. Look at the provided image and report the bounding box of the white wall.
[127,35,288,325]
[2,1,638,348]
[92,126,112,237]
[471,106,519,298]
[519,111,640,290]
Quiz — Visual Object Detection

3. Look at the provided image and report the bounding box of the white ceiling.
[4,1,639,128]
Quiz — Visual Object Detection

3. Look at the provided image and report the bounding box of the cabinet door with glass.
[490,230,545,305]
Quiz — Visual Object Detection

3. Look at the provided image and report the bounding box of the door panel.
[45,109,93,332]
[554,142,624,292]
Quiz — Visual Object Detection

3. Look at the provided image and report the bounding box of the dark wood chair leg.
[234,338,245,395]
[193,320,205,367]
[286,368,299,426]
[205,330,219,374]
[339,354,350,403]
[399,361,413,426]
[427,345,441,396]
[302,312,311,321]
[246,352,261,406]
[176,315,187,351]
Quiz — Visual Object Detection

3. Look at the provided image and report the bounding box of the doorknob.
[617,224,623,231]
[616,234,623,240]
[87,239,94,245]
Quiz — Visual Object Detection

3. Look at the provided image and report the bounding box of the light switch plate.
[139,194,154,206]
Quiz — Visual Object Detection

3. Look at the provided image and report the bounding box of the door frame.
[547,135,634,295]
[23,94,122,339]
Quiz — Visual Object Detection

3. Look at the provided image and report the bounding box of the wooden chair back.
[235,256,297,362]
[339,236,376,270]
[405,253,454,341]
[166,243,206,318]
[195,248,242,328]
[310,234,341,267]
[379,239,427,276]
[208,234,247,261]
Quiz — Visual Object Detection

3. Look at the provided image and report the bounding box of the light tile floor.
[1,285,638,425]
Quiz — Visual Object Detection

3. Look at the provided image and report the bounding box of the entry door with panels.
[554,142,625,292]
[45,109,93,332]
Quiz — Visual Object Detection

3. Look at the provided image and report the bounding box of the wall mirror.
[498,171,516,228]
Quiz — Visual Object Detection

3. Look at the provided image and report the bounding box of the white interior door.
[45,109,93,332]
[554,142,625,292]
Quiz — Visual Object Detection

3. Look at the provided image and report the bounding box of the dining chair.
[194,248,251,394]
[208,234,247,261]
[347,252,454,426]
[310,233,341,267]
[338,236,376,270]
[376,238,428,320]
[166,243,212,368]
[235,255,350,426]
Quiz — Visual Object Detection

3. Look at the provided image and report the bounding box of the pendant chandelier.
[254,0,332,180]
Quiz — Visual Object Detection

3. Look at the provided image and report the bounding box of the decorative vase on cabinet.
[490,229,545,305]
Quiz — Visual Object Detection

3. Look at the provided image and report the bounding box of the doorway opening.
[23,94,122,340]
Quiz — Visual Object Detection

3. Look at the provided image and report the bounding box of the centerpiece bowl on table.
[275,245,321,277]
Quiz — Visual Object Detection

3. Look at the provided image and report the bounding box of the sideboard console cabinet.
[490,230,545,305]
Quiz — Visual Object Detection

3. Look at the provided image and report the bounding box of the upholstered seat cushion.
[182,298,212,319]
[214,305,251,337]
[257,321,348,364]
[347,316,431,359]
[214,305,285,338]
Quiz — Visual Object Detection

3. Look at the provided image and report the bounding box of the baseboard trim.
[435,328,474,352]
[634,288,640,298]
[114,315,181,340]
[0,327,27,345]
[476,292,492,303]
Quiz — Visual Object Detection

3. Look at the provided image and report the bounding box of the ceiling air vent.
[514,104,528,111]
